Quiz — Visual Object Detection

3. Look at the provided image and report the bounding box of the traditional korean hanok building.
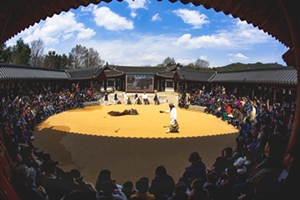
[0,64,68,96]
[209,67,297,103]
[174,67,216,93]
[66,67,108,92]
[102,65,177,93]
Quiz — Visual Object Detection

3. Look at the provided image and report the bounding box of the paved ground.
[32,95,238,185]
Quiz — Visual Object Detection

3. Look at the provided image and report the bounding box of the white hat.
[236,157,246,167]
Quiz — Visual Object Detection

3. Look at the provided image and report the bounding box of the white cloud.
[8,12,95,46]
[92,7,134,30]
[77,28,96,39]
[151,13,161,21]
[80,4,96,12]
[174,34,232,49]
[228,53,249,61]
[125,0,148,9]
[173,9,209,29]
[130,11,137,18]
[217,19,271,48]
[173,18,273,51]
[235,53,248,60]
[200,55,208,60]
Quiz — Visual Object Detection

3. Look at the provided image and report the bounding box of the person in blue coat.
[180,152,207,189]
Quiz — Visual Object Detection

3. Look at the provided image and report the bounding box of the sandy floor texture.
[33,103,238,185]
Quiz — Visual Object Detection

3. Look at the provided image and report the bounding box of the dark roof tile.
[0,64,68,80]
[177,68,216,82]
[211,67,297,85]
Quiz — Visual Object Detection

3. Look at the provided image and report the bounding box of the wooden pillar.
[273,85,276,103]
[279,0,300,151]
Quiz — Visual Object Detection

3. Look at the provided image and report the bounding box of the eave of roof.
[0,64,68,80]
[176,67,216,82]
[66,67,104,80]
[111,65,168,74]
[211,67,297,85]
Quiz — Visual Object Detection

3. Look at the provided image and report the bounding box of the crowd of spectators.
[0,84,299,200]
[0,84,96,166]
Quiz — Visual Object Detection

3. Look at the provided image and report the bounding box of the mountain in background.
[213,62,286,72]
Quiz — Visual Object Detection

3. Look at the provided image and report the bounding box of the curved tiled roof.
[211,67,297,85]
[112,66,169,74]
[177,67,216,82]
[66,67,104,80]
[0,64,68,80]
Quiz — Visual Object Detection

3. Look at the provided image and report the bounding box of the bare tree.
[85,47,104,68]
[69,45,104,69]
[30,39,44,67]
[195,58,209,69]
[69,45,87,69]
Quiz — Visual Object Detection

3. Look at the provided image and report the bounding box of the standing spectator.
[75,83,79,93]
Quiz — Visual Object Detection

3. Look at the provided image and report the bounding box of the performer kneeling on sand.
[160,103,179,133]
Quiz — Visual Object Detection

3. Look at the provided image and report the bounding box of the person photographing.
[160,103,179,133]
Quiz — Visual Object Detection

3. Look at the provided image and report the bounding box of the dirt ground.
[33,103,238,185]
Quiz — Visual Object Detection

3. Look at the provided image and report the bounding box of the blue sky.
[7,0,288,67]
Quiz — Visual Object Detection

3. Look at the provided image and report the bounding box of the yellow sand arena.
[33,103,238,184]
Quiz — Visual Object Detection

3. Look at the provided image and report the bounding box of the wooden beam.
[278,0,300,151]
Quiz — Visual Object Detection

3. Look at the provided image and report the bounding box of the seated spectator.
[244,151,258,176]
[150,165,175,200]
[153,93,159,105]
[215,165,237,200]
[235,157,247,183]
[17,164,47,200]
[142,93,150,105]
[130,179,155,200]
[96,170,114,191]
[212,147,234,176]
[188,178,209,200]
[167,182,188,200]
[180,152,207,189]
[42,161,66,200]
[97,180,126,200]
[203,171,219,200]
[122,181,135,200]
[134,93,142,105]
[70,169,97,200]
